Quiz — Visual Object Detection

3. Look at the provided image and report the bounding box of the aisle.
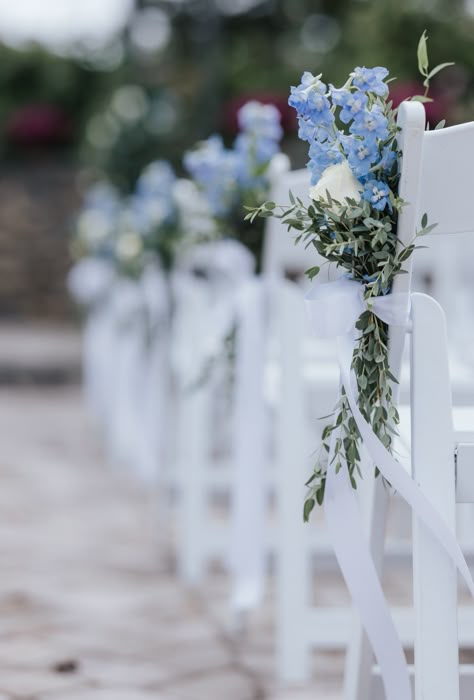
[0,384,343,700]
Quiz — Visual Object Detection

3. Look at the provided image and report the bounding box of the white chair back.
[417,123,474,236]
[405,110,474,700]
[410,120,474,327]
[346,104,474,700]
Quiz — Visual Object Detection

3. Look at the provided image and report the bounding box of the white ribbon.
[172,241,268,613]
[107,280,148,468]
[171,240,255,386]
[68,259,117,422]
[306,278,474,700]
[231,278,266,613]
[136,265,171,482]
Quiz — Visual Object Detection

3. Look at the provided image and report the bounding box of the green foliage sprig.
[246,33,449,518]
[249,193,435,516]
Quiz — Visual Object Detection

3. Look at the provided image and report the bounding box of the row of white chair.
[72,101,474,698]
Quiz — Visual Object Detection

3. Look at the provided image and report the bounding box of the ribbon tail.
[325,418,412,700]
[338,334,474,598]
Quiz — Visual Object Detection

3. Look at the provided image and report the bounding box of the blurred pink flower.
[389,81,450,126]
[6,104,73,147]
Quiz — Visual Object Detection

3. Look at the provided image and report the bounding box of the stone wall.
[0,159,79,320]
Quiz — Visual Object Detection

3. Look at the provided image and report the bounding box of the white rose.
[309,160,362,211]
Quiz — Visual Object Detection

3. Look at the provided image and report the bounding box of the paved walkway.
[0,384,343,700]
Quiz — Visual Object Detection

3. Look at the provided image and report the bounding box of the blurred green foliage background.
[0,0,472,190]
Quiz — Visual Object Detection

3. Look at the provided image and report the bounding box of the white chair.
[344,103,474,699]
[67,258,116,425]
[170,242,258,586]
[170,156,297,599]
[133,264,171,483]
[261,103,474,685]
[105,278,149,469]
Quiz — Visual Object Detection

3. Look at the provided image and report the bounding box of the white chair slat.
[274,279,314,682]
[456,443,474,504]
[372,665,474,700]
[411,292,459,700]
[344,100,427,700]
[418,122,474,236]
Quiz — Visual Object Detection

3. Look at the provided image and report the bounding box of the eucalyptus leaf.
[417,30,429,77]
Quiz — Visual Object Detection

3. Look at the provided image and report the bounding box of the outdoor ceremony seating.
[343,101,474,699]
[70,96,474,700]
[263,102,474,694]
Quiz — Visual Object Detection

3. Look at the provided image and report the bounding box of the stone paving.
[0,383,344,700]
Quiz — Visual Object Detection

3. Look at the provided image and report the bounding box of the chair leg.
[175,381,210,586]
[343,475,390,700]
[231,281,267,614]
[275,281,312,683]
[411,293,459,700]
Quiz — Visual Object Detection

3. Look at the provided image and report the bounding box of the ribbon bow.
[305,278,474,700]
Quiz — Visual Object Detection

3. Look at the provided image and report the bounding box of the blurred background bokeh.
[0,5,473,699]
[0,0,473,320]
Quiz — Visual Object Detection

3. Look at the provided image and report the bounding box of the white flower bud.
[310,160,362,212]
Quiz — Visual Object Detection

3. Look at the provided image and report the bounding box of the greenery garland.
[247,33,450,518]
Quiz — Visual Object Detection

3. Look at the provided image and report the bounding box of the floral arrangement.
[248,33,451,517]
[72,159,216,279]
[71,181,121,263]
[184,100,284,268]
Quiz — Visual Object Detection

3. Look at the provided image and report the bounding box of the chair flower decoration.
[248,33,452,516]
[184,100,283,268]
[72,159,217,281]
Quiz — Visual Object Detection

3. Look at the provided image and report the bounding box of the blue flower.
[342,135,378,178]
[289,72,334,135]
[330,86,368,124]
[350,105,389,142]
[237,100,282,143]
[377,146,397,174]
[307,138,343,184]
[135,162,176,230]
[362,179,392,211]
[235,131,278,170]
[136,160,175,199]
[297,117,317,143]
[84,182,121,218]
[234,101,283,189]
[184,135,239,218]
[289,72,327,117]
[351,66,389,96]
[134,160,177,231]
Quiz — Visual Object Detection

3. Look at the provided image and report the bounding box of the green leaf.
[386,370,399,384]
[303,498,316,522]
[434,119,446,130]
[306,265,320,281]
[421,212,428,228]
[316,485,325,506]
[411,95,433,103]
[417,30,429,77]
[426,62,454,81]
[419,223,437,236]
